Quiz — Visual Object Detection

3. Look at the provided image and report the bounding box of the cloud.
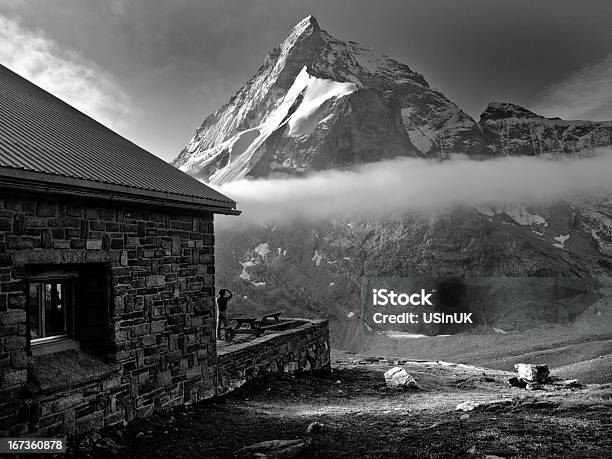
[0,14,131,130]
[216,149,612,228]
[532,54,612,121]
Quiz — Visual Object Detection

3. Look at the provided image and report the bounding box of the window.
[26,264,112,357]
[27,270,78,355]
[29,279,75,343]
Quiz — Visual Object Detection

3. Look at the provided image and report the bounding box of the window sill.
[27,349,118,395]
[31,337,79,357]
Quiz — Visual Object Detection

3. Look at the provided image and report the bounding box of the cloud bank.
[216,150,612,228]
[0,14,131,130]
[533,53,612,121]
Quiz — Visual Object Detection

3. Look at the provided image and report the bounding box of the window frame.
[26,270,79,356]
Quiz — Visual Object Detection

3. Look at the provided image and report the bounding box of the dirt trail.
[70,351,612,458]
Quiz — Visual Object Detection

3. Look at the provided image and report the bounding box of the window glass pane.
[45,282,66,337]
[29,283,41,340]
[29,277,74,343]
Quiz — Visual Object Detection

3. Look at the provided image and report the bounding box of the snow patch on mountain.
[181,66,358,184]
[475,204,547,227]
[312,250,324,266]
[402,108,434,153]
[553,234,570,249]
[288,76,356,136]
[239,261,256,281]
[503,205,548,226]
[474,205,496,217]
[254,242,271,257]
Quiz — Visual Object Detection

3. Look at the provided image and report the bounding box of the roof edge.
[0,167,241,215]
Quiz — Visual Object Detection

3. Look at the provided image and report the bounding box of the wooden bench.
[224,317,262,342]
[257,311,282,325]
[224,312,283,342]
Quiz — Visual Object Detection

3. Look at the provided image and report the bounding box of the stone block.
[4,336,26,351]
[10,350,27,369]
[110,239,124,249]
[36,202,57,217]
[7,293,26,309]
[171,237,180,256]
[137,404,154,419]
[1,309,26,325]
[86,239,104,250]
[146,275,166,287]
[1,369,27,387]
[84,208,98,219]
[54,393,84,412]
[0,217,12,232]
[75,412,103,435]
[26,216,45,227]
[13,214,25,235]
[150,320,166,333]
[52,240,70,249]
[283,362,299,374]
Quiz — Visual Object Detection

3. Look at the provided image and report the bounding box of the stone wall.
[216,320,330,395]
[0,190,217,436]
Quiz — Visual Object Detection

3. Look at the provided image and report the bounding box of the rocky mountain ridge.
[480,102,612,156]
[173,16,612,184]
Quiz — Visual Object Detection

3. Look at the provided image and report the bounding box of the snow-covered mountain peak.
[173,16,488,182]
[277,15,322,58]
[291,14,320,35]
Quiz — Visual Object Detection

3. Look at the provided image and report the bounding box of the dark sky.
[1,0,611,161]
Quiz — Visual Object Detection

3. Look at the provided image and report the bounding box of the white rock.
[456,401,479,411]
[384,367,418,389]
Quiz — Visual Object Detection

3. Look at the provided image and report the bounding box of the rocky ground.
[69,351,612,458]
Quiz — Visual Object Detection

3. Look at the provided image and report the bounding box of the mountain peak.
[304,14,320,30]
[174,16,489,180]
[289,14,321,38]
[480,102,541,122]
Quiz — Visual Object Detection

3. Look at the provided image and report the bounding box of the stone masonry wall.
[0,190,217,437]
[216,320,330,395]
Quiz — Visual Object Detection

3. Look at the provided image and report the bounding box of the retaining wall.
[216,319,330,395]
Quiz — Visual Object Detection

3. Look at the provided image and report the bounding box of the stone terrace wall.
[0,190,217,437]
[216,320,330,395]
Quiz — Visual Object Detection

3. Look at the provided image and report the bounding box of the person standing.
[216,288,232,340]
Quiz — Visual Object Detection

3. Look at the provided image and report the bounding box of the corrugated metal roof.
[0,64,236,210]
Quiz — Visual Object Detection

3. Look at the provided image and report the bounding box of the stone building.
[0,64,240,436]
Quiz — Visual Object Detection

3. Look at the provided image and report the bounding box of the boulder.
[456,401,479,412]
[384,367,418,389]
[306,422,325,434]
[514,363,550,383]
